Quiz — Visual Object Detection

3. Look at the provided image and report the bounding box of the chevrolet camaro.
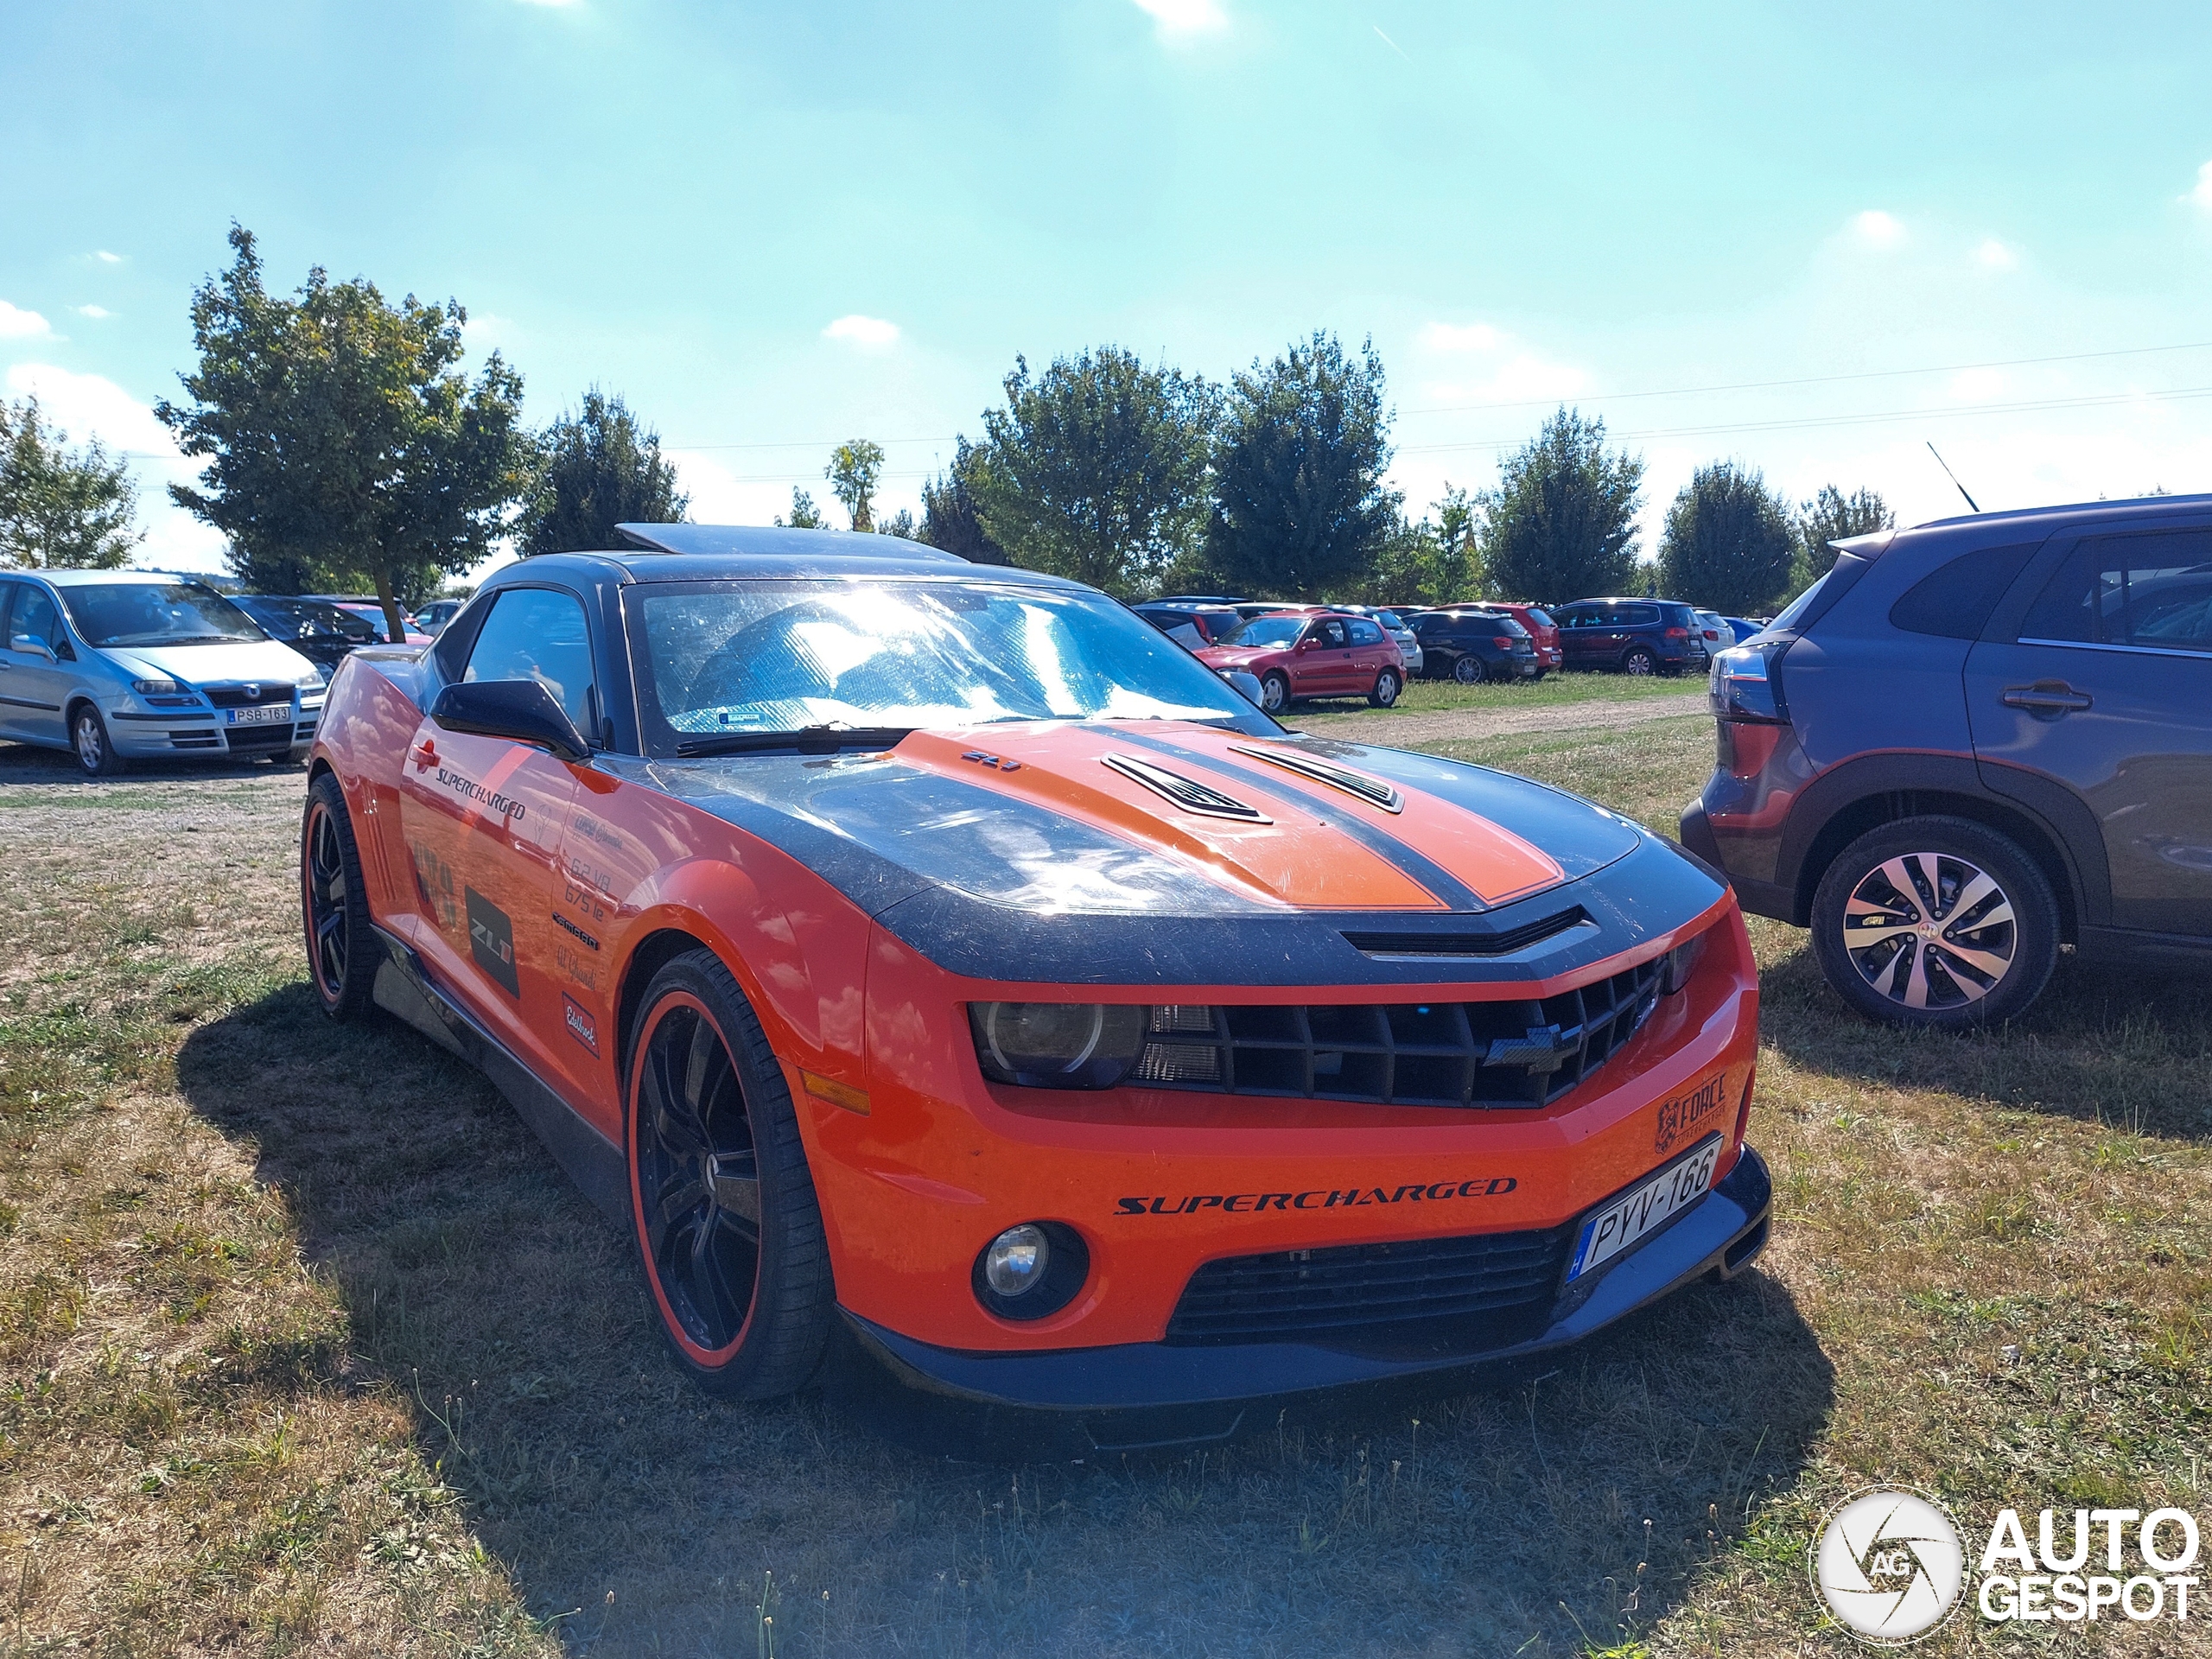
[300,524,1770,1454]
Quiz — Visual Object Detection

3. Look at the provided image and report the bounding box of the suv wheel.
[1622,646,1656,677]
[1810,816,2059,1028]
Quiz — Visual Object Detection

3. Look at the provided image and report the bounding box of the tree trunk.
[372,569,410,649]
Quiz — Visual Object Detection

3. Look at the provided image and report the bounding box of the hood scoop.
[1101,754,1272,823]
[1231,743,1403,813]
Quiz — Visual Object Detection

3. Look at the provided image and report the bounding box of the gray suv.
[0,569,327,775]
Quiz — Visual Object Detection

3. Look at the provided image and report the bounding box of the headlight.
[130,676,184,696]
[296,664,326,690]
[1659,930,1708,996]
[1709,639,1791,724]
[969,1002,1147,1089]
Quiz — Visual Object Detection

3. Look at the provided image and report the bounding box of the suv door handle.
[2001,682,2092,715]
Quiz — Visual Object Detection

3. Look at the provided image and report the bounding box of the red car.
[315,598,435,646]
[297,524,1768,1454]
[1195,609,1407,714]
[1452,601,1560,674]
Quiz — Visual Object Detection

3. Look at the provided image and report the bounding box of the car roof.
[33,568,216,588]
[487,525,1083,591]
[1915,490,2212,533]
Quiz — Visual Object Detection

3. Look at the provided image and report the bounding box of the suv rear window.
[2020,529,2212,654]
[1889,543,2040,639]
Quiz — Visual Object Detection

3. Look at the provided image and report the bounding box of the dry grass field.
[1,696,2207,1656]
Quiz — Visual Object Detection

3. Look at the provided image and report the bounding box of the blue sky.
[6,0,2212,575]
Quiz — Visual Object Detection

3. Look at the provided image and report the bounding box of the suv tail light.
[1664,626,1689,639]
[1710,638,1793,724]
[1492,635,1515,648]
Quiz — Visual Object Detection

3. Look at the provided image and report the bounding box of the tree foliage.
[1796,483,1893,582]
[1482,408,1643,602]
[777,488,825,529]
[524,388,687,556]
[156,226,531,637]
[826,439,885,532]
[971,347,1217,596]
[1207,333,1398,601]
[919,438,1006,563]
[0,397,141,569]
[1658,461,1798,613]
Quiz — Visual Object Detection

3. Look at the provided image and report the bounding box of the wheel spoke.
[1936,942,2011,983]
[683,1014,717,1113]
[651,1175,709,1240]
[1897,941,1933,1007]
[1942,869,1999,925]
[708,1151,760,1226]
[690,1222,749,1341]
[1843,898,1915,938]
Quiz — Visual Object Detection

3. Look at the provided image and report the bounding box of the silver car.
[1337,604,1424,677]
[0,569,328,776]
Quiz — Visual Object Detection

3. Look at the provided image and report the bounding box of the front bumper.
[106,700,318,758]
[838,1144,1772,1458]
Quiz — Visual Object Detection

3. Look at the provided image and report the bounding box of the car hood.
[1194,645,1281,669]
[99,639,320,686]
[629,720,1710,986]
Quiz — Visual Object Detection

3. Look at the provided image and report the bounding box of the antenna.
[1926,442,1981,512]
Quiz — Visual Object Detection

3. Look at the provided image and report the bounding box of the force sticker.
[1654,1071,1731,1156]
[465,887,520,996]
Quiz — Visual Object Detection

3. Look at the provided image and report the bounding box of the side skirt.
[370,925,630,1230]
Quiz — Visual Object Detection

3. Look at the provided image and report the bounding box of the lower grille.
[169,731,221,750]
[224,721,298,751]
[1166,1224,1571,1348]
[1130,956,1666,1109]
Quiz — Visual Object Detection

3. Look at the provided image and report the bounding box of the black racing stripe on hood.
[1106,728,1487,911]
[634,754,1269,920]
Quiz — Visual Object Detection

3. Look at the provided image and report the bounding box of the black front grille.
[202,683,296,709]
[1130,956,1665,1109]
[1166,1224,1571,1347]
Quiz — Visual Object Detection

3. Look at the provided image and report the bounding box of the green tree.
[877,506,917,540]
[1658,461,1798,613]
[0,396,142,569]
[524,388,687,556]
[1796,483,1893,582]
[826,438,886,531]
[776,488,825,529]
[1482,408,1644,602]
[971,347,1217,596]
[1207,333,1398,601]
[156,226,532,643]
[919,438,1007,564]
[1430,484,1483,603]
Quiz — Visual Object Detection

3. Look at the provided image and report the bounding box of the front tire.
[1259,671,1291,715]
[302,772,378,1020]
[1368,669,1402,708]
[626,950,833,1398]
[72,705,127,776]
[1809,816,2059,1029]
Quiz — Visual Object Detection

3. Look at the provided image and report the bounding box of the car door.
[397,585,600,1081]
[1558,605,1601,668]
[1966,522,2212,937]
[1344,616,1389,688]
[0,582,78,747]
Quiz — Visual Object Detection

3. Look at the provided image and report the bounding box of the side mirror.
[429,678,591,764]
[10,634,56,662]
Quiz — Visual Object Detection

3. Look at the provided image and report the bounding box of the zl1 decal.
[465,887,520,996]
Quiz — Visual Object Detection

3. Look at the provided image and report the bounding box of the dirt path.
[1294,690,1707,746]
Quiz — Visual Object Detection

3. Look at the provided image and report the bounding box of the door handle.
[2000,682,2092,715]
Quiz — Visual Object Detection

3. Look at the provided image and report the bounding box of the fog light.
[983,1224,1049,1297]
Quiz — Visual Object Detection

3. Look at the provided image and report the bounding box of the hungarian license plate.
[228,703,290,726]
[1566,1134,1722,1282]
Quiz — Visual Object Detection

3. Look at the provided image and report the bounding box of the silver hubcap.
[1454,658,1479,683]
[1262,678,1286,711]
[1377,674,1398,703]
[1840,852,2017,1011]
[76,715,101,768]
[1626,653,1653,676]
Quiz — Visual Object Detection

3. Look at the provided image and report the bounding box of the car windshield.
[246,599,376,641]
[59,582,267,648]
[1373,611,1402,628]
[1770,571,1831,632]
[636,579,1268,748]
[1525,608,1554,629]
[1215,614,1306,648]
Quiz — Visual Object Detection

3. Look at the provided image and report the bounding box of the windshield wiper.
[674,725,916,759]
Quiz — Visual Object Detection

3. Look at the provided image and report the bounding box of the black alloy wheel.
[301,772,377,1018]
[72,705,126,776]
[1810,816,2060,1029]
[626,950,832,1397]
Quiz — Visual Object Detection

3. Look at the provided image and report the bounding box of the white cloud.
[0,300,54,339]
[464,310,521,350]
[1974,237,2018,271]
[73,304,113,320]
[1851,209,1905,248]
[94,250,124,264]
[823,314,899,347]
[1131,0,1227,40]
[1948,367,2007,402]
[1420,321,1501,353]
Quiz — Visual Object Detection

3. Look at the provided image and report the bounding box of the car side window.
[10,585,67,656]
[1623,604,1659,627]
[1318,620,1349,648]
[1346,618,1384,646]
[2019,530,2212,655]
[1890,543,2041,639]
[464,587,599,734]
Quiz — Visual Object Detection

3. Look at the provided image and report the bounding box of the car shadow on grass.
[180,984,1834,1657]
[1755,935,2212,1144]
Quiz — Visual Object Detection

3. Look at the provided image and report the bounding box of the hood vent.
[1231,744,1403,813]
[1340,907,1588,959]
[1101,754,1272,823]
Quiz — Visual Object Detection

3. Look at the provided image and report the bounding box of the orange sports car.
[300,524,1769,1454]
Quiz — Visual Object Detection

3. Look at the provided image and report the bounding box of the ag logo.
[1810,1487,1966,1643]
